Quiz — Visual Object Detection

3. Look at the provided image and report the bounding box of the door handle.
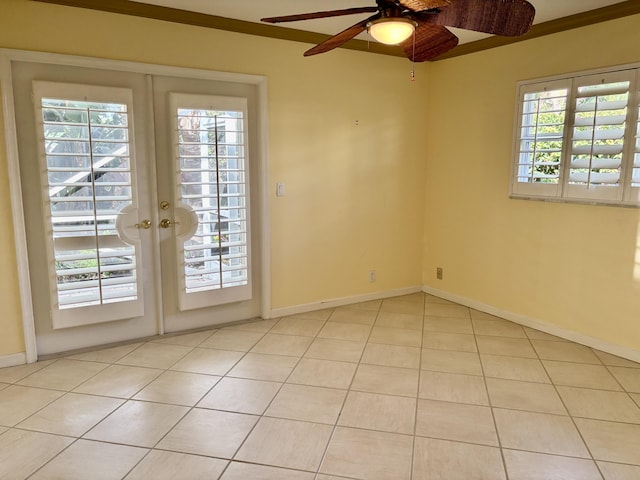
[160,218,179,229]
[135,219,152,229]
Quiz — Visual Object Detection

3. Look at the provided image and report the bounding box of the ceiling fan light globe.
[367,18,416,45]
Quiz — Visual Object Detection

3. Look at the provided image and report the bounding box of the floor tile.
[84,400,188,447]
[486,377,567,415]
[329,308,377,325]
[250,333,313,357]
[66,344,142,363]
[412,436,506,480]
[503,449,602,480]
[557,385,640,423]
[73,364,162,398]
[543,360,622,390]
[0,429,74,479]
[592,350,640,368]
[318,322,371,342]
[424,294,456,305]
[476,336,537,358]
[198,329,265,351]
[481,354,550,383]
[31,439,148,480]
[421,349,483,376]
[321,426,413,480]
[523,327,568,342]
[421,331,477,352]
[633,393,640,407]
[125,450,228,480]
[419,370,488,405]
[0,359,56,383]
[374,311,423,330]
[288,358,357,389]
[304,337,365,363]
[0,385,64,426]
[17,392,123,436]
[271,317,326,337]
[531,340,601,364]
[341,299,382,311]
[198,377,281,414]
[424,303,470,318]
[351,364,418,397]
[494,408,589,458]
[157,408,258,458]
[116,343,193,369]
[169,348,244,376]
[423,316,473,334]
[369,326,422,347]
[361,343,420,369]
[338,391,416,434]
[227,353,298,382]
[220,462,314,480]
[609,366,640,392]
[471,314,527,338]
[598,461,640,480]
[133,370,220,406]
[17,358,108,391]
[415,399,498,446]
[381,298,424,315]
[266,383,346,424]
[150,330,215,347]
[286,309,334,321]
[222,318,279,333]
[575,418,640,464]
[236,417,333,471]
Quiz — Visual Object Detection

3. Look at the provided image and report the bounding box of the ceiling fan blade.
[304,15,379,57]
[422,0,535,37]
[262,7,378,24]
[401,23,458,62]
[398,0,451,11]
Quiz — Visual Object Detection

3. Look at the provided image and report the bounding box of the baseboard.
[423,285,640,364]
[269,286,424,319]
[0,352,27,368]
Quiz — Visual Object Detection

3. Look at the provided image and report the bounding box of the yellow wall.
[0,0,427,356]
[423,15,640,352]
[2,0,639,359]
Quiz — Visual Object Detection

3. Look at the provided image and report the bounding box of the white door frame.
[0,48,271,363]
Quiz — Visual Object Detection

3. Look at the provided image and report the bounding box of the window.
[512,66,640,206]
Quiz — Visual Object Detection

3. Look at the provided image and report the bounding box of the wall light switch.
[276,182,285,197]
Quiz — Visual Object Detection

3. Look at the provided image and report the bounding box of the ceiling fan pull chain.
[411,29,416,81]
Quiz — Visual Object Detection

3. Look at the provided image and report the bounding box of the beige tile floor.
[1,293,640,479]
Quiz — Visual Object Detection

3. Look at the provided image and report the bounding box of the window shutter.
[626,71,640,203]
[512,80,570,198]
[565,72,633,202]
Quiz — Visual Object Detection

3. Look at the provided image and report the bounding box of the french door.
[10,60,262,356]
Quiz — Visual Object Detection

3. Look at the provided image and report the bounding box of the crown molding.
[30,0,640,61]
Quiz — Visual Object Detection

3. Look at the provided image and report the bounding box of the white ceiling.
[133,0,626,44]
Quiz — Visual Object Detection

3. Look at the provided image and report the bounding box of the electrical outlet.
[436,267,443,280]
[369,270,376,283]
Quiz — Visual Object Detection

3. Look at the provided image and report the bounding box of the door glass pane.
[175,104,249,295]
[41,97,138,309]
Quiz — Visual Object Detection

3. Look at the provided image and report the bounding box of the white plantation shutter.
[512,65,640,207]
[170,93,252,311]
[33,82,144,329]
[565,72,633,202]
[628,71,640,203]
[512,80,569,197]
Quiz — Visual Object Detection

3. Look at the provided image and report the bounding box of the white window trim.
[511,61,640,207]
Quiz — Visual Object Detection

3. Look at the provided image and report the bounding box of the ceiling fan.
[261,0,535,62]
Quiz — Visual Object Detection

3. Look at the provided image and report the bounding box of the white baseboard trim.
[269,286,424,319]
[423,286,640,364]
[0,352,27,368]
